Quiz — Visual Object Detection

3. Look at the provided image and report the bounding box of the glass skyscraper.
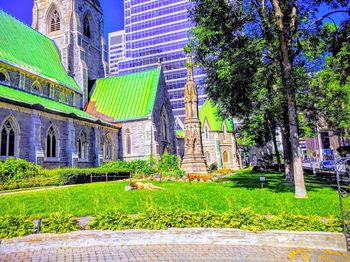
[118,0,206,129]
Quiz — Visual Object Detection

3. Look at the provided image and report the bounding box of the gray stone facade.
[32,0,107,106]
[202,125,241,170]
[119,72,176,161]
[0,102,118,168]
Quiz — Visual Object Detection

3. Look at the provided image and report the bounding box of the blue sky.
[0,0,124,42]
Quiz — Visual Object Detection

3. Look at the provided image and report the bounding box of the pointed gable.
[199,99,234,132]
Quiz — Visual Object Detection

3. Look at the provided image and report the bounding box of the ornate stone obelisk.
[181,54,208,174]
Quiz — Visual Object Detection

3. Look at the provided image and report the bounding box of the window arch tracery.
[47,126,58,158]
[103,135,112,160]
[160,106,168,141]
[49,9,60,33]
[77,130,88,160]
[83,16,91,38]
[31,81,43,94]
[125,129,131,155]
[0,117,19,157]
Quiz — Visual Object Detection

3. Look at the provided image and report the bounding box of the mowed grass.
[0,169,341,218]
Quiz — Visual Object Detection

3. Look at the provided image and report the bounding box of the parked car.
[320,160,335,170]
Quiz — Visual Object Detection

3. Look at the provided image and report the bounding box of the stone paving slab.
[0,229,348,261]
[1,244,350,262]
[0,229,346,252]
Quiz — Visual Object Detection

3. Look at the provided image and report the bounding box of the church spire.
[186,53,194,81]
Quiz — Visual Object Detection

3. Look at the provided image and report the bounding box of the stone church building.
[0,0,176,167]
[86,68,176,160]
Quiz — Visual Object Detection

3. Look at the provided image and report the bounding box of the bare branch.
[310,10,350,27]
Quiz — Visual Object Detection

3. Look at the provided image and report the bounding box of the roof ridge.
[101,68,161,81]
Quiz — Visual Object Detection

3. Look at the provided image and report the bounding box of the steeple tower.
[181,54,208,174]
[32,0,107,107]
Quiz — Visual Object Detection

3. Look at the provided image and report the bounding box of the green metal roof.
[0,10,79,92]
[0,84,114,127]
[89,69,161,122]
[199,99,234,132]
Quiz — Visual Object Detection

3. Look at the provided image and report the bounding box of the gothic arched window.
[161,107,168,141]
[49,10,60,33]
[205,122,209,141]
[125,129,131,155]
[223,151,229,163]
[103,136,112,160]
[31,81,43,95]
[47,126,58,158]
[77,130,88,160]
[0,117,18,157]
[59,91,67,103]
[83,16,91,38]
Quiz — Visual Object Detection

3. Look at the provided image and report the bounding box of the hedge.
[0,209,343,239]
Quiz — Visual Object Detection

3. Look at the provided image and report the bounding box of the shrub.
[134,208,172,230]
[87,208,343,233]
[217,167,235,176]
[0,216,35,239]
[103,160,156,176]
[51,168,130,185]
[87,211,135,230]
[40,213,80,233]
[0,158,41,183]
[157,153,181,173]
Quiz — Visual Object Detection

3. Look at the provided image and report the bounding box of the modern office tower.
[109,30,126,75]
[118,0,207,129]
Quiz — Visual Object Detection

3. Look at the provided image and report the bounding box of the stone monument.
[181,54,208,174]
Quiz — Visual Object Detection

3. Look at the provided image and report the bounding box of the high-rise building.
[108,30,126,75]
[118,0,206,129]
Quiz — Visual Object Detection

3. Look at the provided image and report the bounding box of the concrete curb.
[0,228,347,253]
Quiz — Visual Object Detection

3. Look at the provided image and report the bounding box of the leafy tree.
[189,0,349,198]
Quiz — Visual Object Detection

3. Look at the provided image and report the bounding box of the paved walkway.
[1,244,349,261]
[0,185,76,197]
[0,229,348,261]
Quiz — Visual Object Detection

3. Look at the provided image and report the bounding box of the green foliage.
[40,212,80,233]
[0,158,41,183]
[134,208,172,230]
[157,153,185,177]
[102,160,156,175]
[0,215,35,239]
[87,208,343,233]
[268,215,343,232]
[87,211,135,230]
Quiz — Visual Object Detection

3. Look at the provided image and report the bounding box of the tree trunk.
[271,124,281,172]
[280,124,292,181]
[271,0,307,198]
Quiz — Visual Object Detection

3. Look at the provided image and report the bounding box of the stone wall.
[119,119,153,161]
[0,102,118,168]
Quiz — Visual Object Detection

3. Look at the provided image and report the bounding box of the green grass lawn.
[0,169,341,218]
